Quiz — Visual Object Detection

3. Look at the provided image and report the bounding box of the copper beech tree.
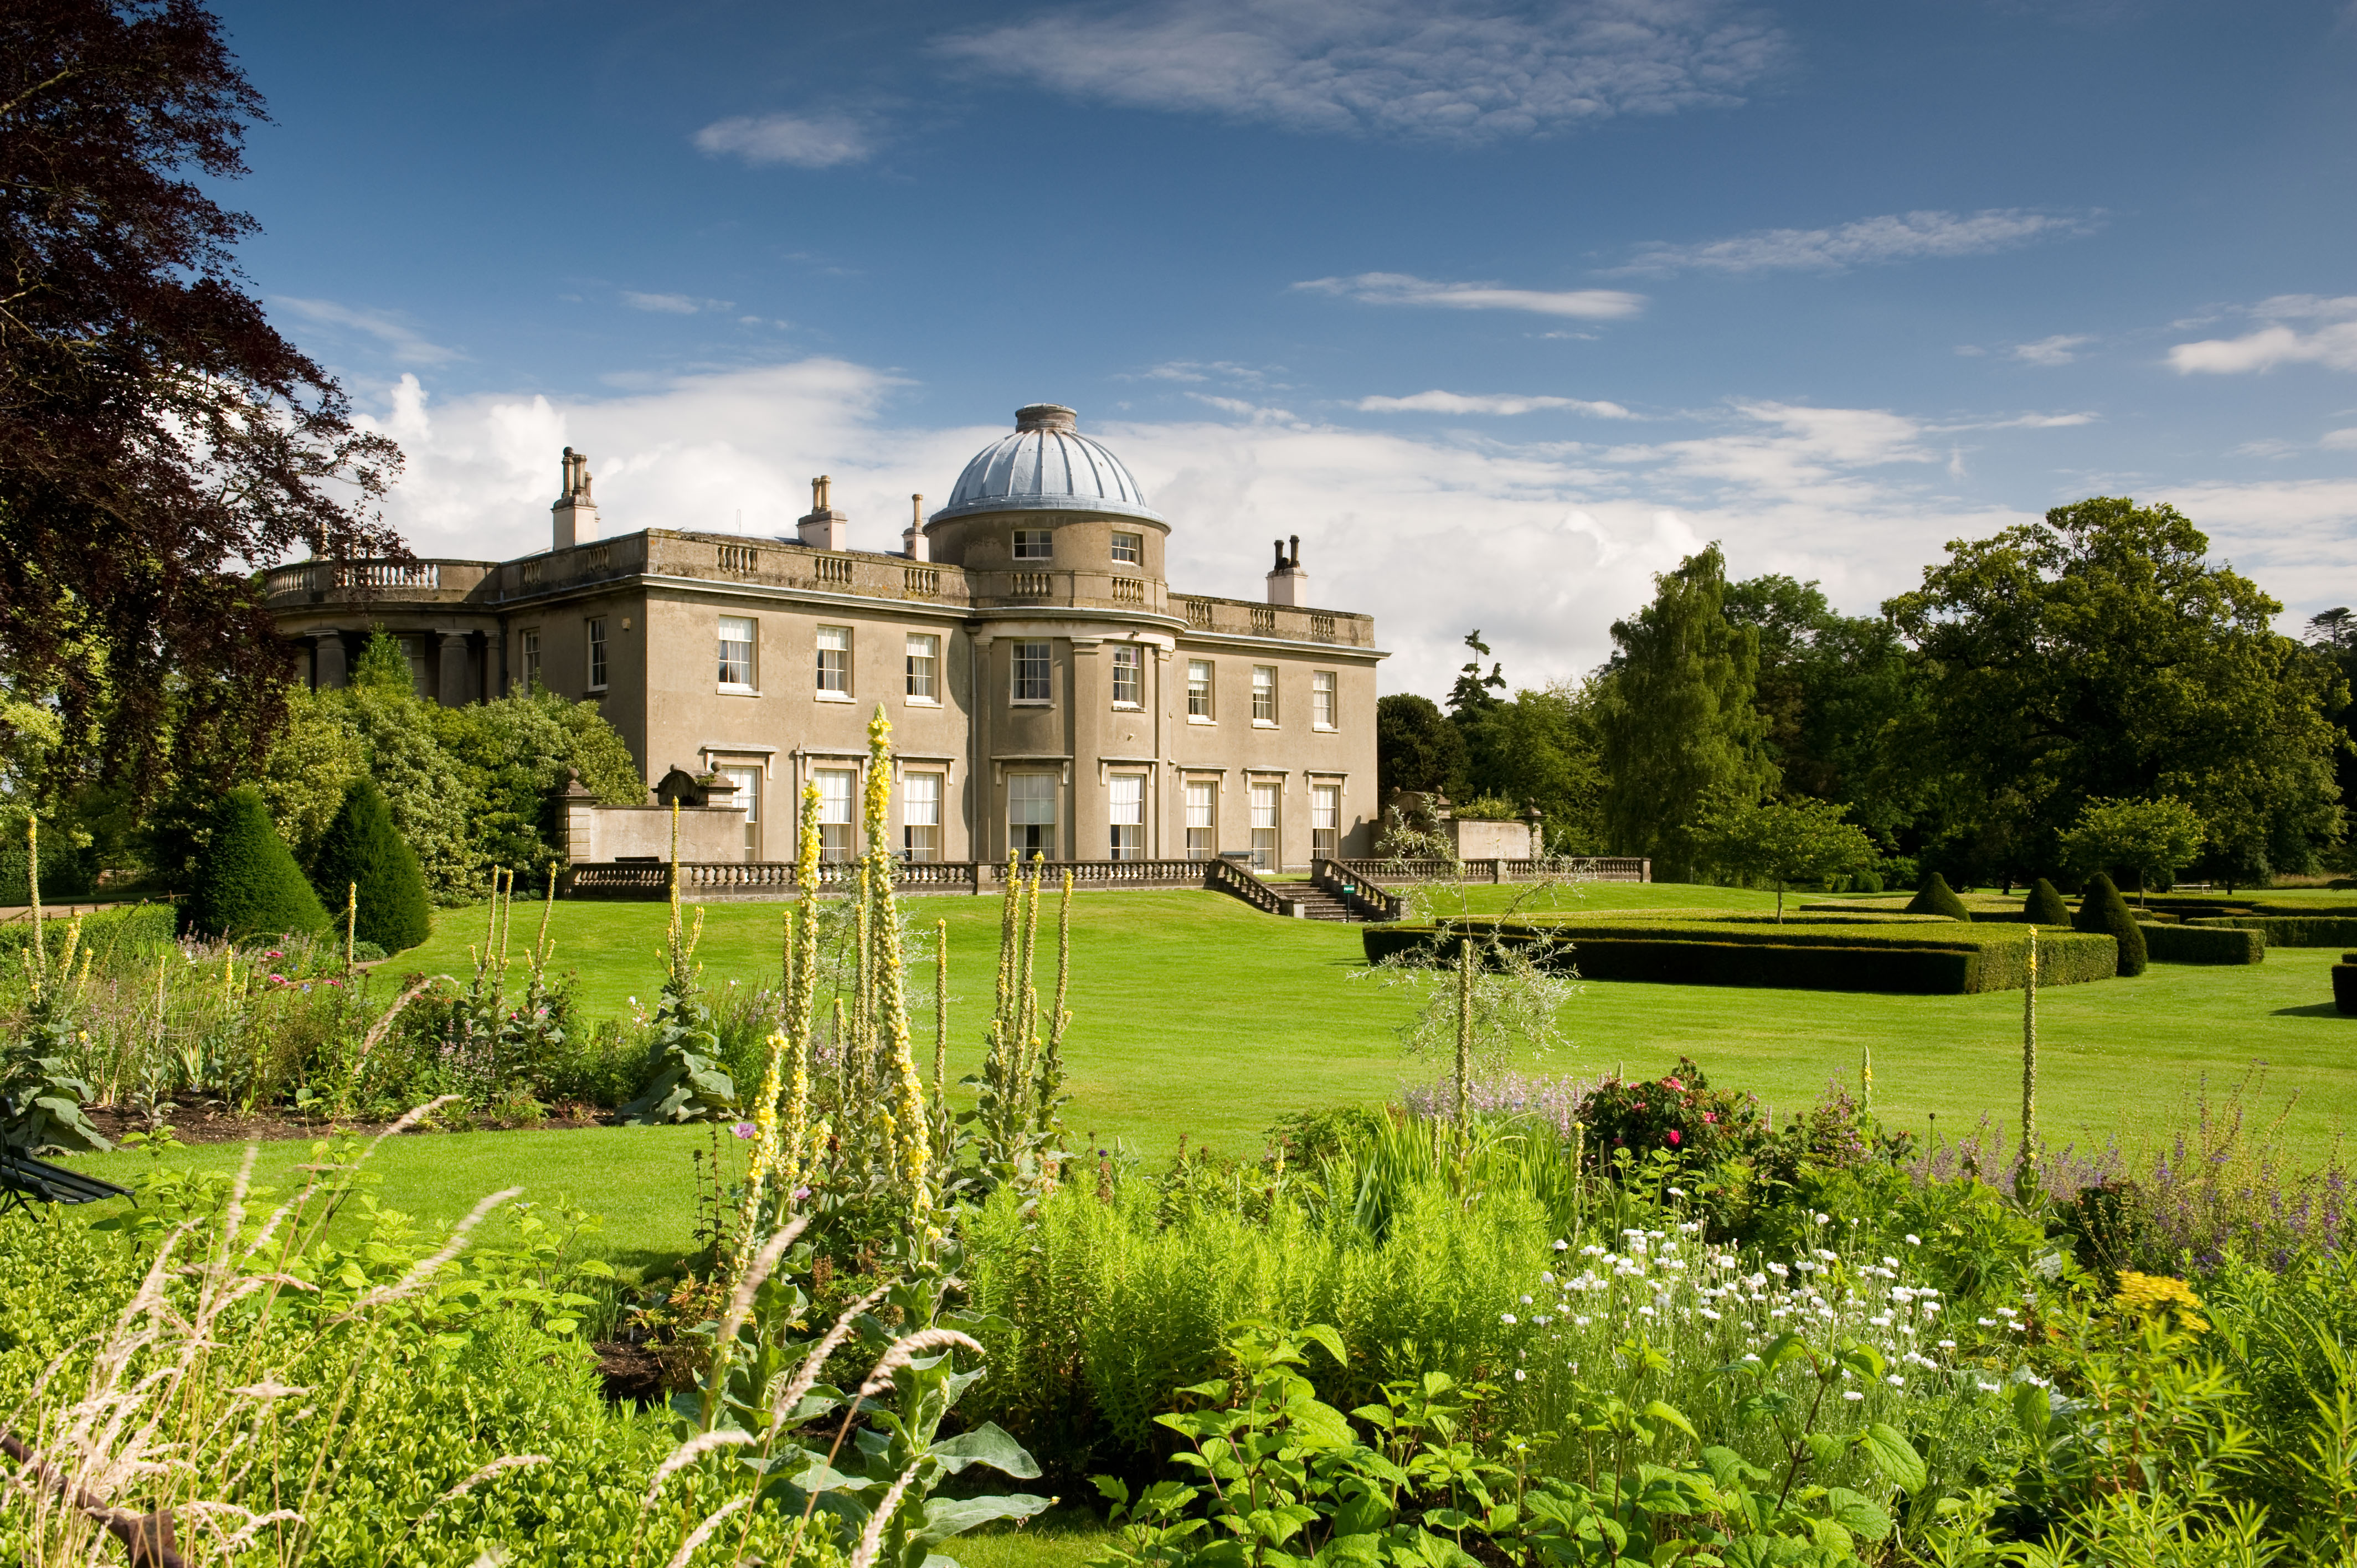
[0,0,404,800]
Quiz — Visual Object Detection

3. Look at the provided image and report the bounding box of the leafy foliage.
[0,0,404,803]
[1703,797,1875,920]
[2058,794,2206,898]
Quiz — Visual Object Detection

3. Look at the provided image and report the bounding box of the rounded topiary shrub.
[2072,871,2148,977]
[185,786,330,942]
[2023,878,2072,926]
[309,777,431,953]
[1906,871,1972,921]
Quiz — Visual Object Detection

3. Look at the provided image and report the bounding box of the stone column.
[313,635,348,689]
[437,632,471,709]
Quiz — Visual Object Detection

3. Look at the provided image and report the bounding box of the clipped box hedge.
[2140,922,2266,964]
[1362,918,2116,995]
[0,902,177,966]
[2186,916,2357,949]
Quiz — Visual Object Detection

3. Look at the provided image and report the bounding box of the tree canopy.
[0,0,403,802]
[1702,796,1874,921]
[1884,498,2345,880]
[1597,545,1777,880]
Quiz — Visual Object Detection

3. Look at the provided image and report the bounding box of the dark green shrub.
[1360,919,2114,994]
[2189,916,2357,948]
[2021,878,2071,925]
[1905,871,1972,920]
[183,787,330,941]
[2142,924,2265,964]
[2335,964,2357,1015]
[2071,871,2147,977]
[308,777,431,953]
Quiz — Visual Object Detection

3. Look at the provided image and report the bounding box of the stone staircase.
[1283,883,1362,922]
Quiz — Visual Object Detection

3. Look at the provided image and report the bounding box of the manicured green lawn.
[77,881,2357,1265]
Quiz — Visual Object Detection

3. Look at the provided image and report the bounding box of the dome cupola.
[930,405,1162,525]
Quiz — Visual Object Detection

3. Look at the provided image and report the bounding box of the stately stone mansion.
[262,404,1385,871]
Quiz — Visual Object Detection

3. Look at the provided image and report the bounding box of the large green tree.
[1702,796,1874,921]
[1883,498,2346,881]
[1375,693,1468,801]
[1722,574,1919,839]
[1597,545,1778,880]
[1457,679,1608,853]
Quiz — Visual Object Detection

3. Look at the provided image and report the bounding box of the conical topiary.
[186,786,331,942]
[310,777,431,953]
[2072,870,2147,977]
[1906,871,1973,921]
[2023,877,2072,926]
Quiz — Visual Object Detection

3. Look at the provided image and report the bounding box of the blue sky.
[217,0,2357,695]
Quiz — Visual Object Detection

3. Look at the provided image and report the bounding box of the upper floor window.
[1252,665,1278,724]
[1187,659,1213,720]
[905,633,939,702]
[586,617,608,690]
[1012,640,1052,704]
[1110,531,1143,565]
[718,615,756,689]
[1311,669,1337,729]
[816,625,851,696]
[1012,529,1053,560]
[519,628,542,689]
[1111,644,1143,706]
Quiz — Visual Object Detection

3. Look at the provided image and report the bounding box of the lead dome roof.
[930,404,1163,525]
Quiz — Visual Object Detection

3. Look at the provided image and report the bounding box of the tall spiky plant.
[2016,925,2040,1204]
[620,804,734,1124]
[862,706,933,1220]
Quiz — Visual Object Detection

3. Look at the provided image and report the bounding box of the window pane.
[586,618,608,688]
[1250,782,1279,869]
[903,772,942,861]
[1313,670,1336,726]
[1186,659,1212,718]
[816,625,850,692]
[1252,666,1277,721]
[1109,775,1144,825]
[816,768,856,861]
[1110,531,1141,564]
[1112,644,1142,705]
[1013,641,1052,702]
[719,617,755,686]
[905,633,937,699]
[1013,529,1052,560]
[1009,773,1057,824]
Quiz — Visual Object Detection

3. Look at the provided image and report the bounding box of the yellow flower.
[2113,1271,2209,1334]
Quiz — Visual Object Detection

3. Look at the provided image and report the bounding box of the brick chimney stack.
[552,447,600,550]
[1265,534,1308,606]
[797,474,849,550]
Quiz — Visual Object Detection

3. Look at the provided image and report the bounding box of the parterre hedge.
[2140,922,2266,964]
[1362,919,2116,995]
[0,902,177,965]
[2187,916,2357,949]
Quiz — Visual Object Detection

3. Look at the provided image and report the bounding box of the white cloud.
[1952,412,2099,430]
[693,111,874,168]
[622,292,732,315]
[2010,334,2093,366]
[274,297,461,365]
[2322,427,2357,450]
[359,360,2357,695]
[1355,390,1632,416]
[2168,295,2357,374]
[1617,209,2101,274]
[1129,360,1288,387]
[1295,272,1645,319]
[353,362,2044,694]
[935,0,1785,143]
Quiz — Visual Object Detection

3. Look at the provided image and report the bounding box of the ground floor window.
[1311,783,1340,860]
[816,768,856,861]
[904,772,942,861]
[1185,780,1216,860]
[1250,781,1279,870]
[720,766,762,860]
[1109,774,1144,859]
[1008,772,1057,862]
